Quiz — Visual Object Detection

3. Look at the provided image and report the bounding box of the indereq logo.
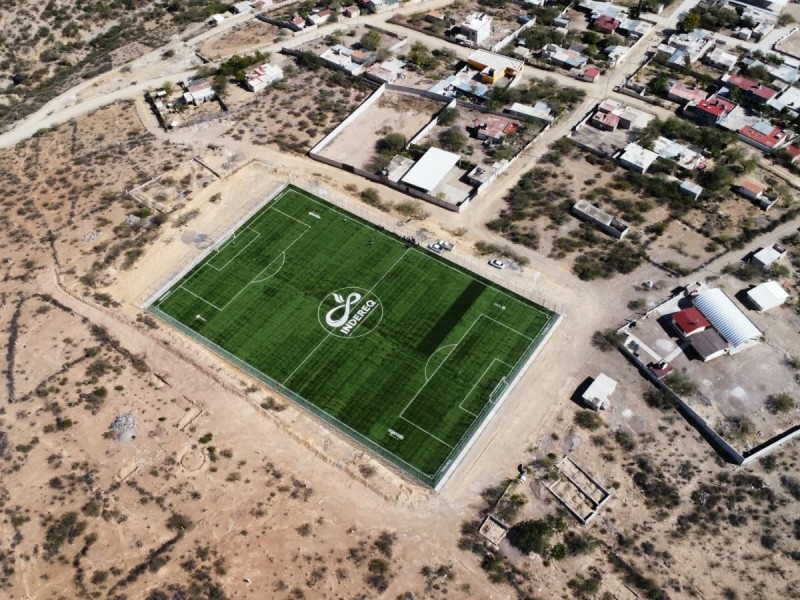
[318,287,383,338]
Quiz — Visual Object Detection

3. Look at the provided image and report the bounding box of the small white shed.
[582,374,617,410]
[747,281,789,312]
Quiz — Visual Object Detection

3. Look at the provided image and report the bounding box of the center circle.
[318,287,383,339]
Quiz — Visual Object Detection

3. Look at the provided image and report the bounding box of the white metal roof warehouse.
[693,288,762,349]
[401,147,460,193]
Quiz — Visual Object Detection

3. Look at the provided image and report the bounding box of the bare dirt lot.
[197,19,286,60]
[319,90,445,168]
[223,65,375,155]
[2,69,800,600]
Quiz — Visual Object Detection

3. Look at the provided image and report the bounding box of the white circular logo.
[318,287,383,338]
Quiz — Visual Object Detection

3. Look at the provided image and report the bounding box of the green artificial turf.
[150,185,556,486]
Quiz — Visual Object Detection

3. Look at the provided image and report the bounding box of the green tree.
[507,519,552,555]
[437,107,459,126]
[360,30,381,51]
[439,126,467,152]
[682,13,701,33]
[377,132,406,154]
[649,73,669,95]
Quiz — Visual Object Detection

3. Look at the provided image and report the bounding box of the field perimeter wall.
[147,185,562,489]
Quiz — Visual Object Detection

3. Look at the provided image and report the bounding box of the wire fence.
[143,178,563,487]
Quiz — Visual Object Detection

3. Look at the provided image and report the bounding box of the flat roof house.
[475,117,517,143]
[619,143,658,173]
[690,328,730,362]
[461,13,492,45]
[183,79,216,104]
[594,15,620,34]
[737,122,789,153]
[542,44,588,70]
[668,81,708,105]
[686,95,737,125]
[581,66,602,82]
[653,137,702,170]
[705,47,739,72]
[231,1,253,13]
[572,200,629,238]
[747,281,789,312]
[737,180,765,201]
[506,102,554,123]
[680,180,703,201]
[245,64,284,92]
[467,50,524,83]
[343,4,360,17]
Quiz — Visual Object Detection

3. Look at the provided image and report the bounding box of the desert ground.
[1,1,799,599]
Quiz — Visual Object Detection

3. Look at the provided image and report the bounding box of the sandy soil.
[320,91,444,168]
[1,2,799,599]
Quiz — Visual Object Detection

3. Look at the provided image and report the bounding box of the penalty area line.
[398,416,454,450]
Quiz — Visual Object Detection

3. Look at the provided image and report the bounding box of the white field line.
[430,255,551,320]
[144,182,288,309]
[282,248,411,386]
[458,357,513,416]
[150,306,441,480]
[423,344,456,381]
[252,253,285,283]
[398,416,455,449]
[206,228,262,272]
[399,314,530,447]
[180,209,310,313]
[433,312,562,491]
[482,314,534,340]
[268,206,316,227]
[488,376,508,404]
[398,316,483,420]
[288,186,550,321]
[295,187,549,320]
[179,284,222,311]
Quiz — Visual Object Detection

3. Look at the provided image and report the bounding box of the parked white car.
[437,239,454,251]
[489,259,506,269]
[428,243,444,254]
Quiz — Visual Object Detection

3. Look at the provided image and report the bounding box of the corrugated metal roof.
[693,288,762,348]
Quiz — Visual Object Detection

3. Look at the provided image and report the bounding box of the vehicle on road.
[489,259,506,269]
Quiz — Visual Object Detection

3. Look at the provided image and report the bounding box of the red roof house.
[595,15,621,33]
[667,81,708,105]
[581,66,601,82]
[672,307,711,337]
[784,145,800,162]
[591,111,620,131]
[738,123,788,152]
[723,73,778,102]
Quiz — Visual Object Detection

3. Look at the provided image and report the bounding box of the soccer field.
[149,185,557,487]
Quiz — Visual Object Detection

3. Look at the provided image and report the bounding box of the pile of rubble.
[111,412,137,432]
